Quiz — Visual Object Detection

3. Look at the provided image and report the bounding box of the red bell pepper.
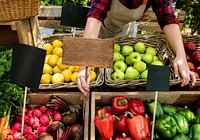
[113,114,131,136]
[94,110,114,139]
[126,111,147,140]
[144,114,151,137]
[128,99,145,116]
[115,133,133,140]
[95,107,111,116]
[111,96,128,115]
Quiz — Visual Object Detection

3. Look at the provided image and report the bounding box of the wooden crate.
[28,91,90,140]
[90,91,200,140]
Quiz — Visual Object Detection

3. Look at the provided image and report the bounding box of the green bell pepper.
[155,115,177,138]
[172,134,191,140]
[173,112,189,134]
[189,124,200,140]
[178,107,195,123]
[162,104,176,115]
[193,113,200,124]
[146,99,163,119]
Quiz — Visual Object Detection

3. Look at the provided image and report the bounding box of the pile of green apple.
[112,42,164,80]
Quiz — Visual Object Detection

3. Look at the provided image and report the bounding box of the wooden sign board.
[62,37,114,68]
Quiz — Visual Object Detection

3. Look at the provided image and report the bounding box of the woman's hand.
[77,66,91,96]
[173,55,196,87]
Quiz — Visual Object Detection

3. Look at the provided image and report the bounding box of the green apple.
[114,43,121,52]
[140,70,148,79]
[113,61,127,72]
[146,46,157,56]
[125,56,132,66]
[129,52,141,64]
[114,52,125,62]
[124,66,140,80]
[151,60,164,66]
[134,42,146,54]
[153,55,159,61]
[111,71,125,80]
[142,53,154,64]
[133,61,147,73]
[122,45,133,56]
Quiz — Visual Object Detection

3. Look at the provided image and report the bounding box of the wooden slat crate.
[28,91,90,140]
[90,91,200,140]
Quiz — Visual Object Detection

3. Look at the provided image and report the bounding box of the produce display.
[5,95,84,140]
[112,42,164,81]
[41,39,97,84]
[184,43,200,79]
[94,96,200,140]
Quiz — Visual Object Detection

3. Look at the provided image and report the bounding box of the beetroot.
[39,114,50,126]
[13,122,22,132]
[37,126,47,135]
[39,105,47,113]
[46,110,53,116]
[12,132,22,140]
[53,112,62,121]
[25,133,36,140]
[32,117,40,129]
[10,128,17,135]
[28,117,35,126]
[16,115,29,123]
[37,132,53,140]
[184,43,196,55]
[33,108,42,118]
[26,109,33,117]
[23,125,32,135]
[191,50,200,66]
[53,106,60,111]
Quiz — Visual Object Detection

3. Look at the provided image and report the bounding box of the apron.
[99,0,148,39]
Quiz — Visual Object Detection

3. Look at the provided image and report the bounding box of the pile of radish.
[4,95,84,140]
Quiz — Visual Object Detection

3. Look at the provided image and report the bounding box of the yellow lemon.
[57,57,69,70]
[69,66,80,72]
[51,73,64,84]
[52,47,63,57]
[52,40,63,48]
[91,70,97,81]
[71,72,78,82]
[40,74,52,84]
[45,54,52,64]
[90,67,95,71]
[43,43,53,54]
[53,65,62,74]
[48,55,59,67]
[43,64,53,74]
[61,69,72,82]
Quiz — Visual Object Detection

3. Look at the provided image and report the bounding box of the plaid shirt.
[88,0,179,29]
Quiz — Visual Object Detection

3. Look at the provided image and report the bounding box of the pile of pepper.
[146,99,200,140]
[94,96,200,140]
[94,96,151,140]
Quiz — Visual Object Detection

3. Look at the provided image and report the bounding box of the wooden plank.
[38,19,68,29]
[28,91,89,140]
[15,18,34,46]
[90,91,200,139]
[30,16,40,46]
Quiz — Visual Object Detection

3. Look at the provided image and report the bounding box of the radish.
[53,112,62,121]
[23,125,32,135]
[28,117,35,126]
[16,115,29,123]
[40,114,50,126]
[13,122,22,131]
[53,106,60,111]
[32,117,40,129]
[10,128,17,135]
[39,105,47,113]
[33,108,42,118]
[12,132,22,140]
[37,126,47,135]
[25,133,36,140]
[26,109,33,117]
[46,110,53,116]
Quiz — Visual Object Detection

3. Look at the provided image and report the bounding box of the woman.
[77,0,196,95]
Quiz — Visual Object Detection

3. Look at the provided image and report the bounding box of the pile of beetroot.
[4,95,84,140]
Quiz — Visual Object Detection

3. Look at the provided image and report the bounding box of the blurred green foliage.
[40,0,90,6]
[173,0,200,34]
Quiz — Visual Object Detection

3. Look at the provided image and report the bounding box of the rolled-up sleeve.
[152,0,179,29]
[87,0,112,22]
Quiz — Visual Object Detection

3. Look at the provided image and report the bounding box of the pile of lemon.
[40,39,97,84]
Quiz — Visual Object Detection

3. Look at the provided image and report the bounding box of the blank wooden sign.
[62,37,114,68]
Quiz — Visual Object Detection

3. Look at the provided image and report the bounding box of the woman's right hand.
[77,66,91,96]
